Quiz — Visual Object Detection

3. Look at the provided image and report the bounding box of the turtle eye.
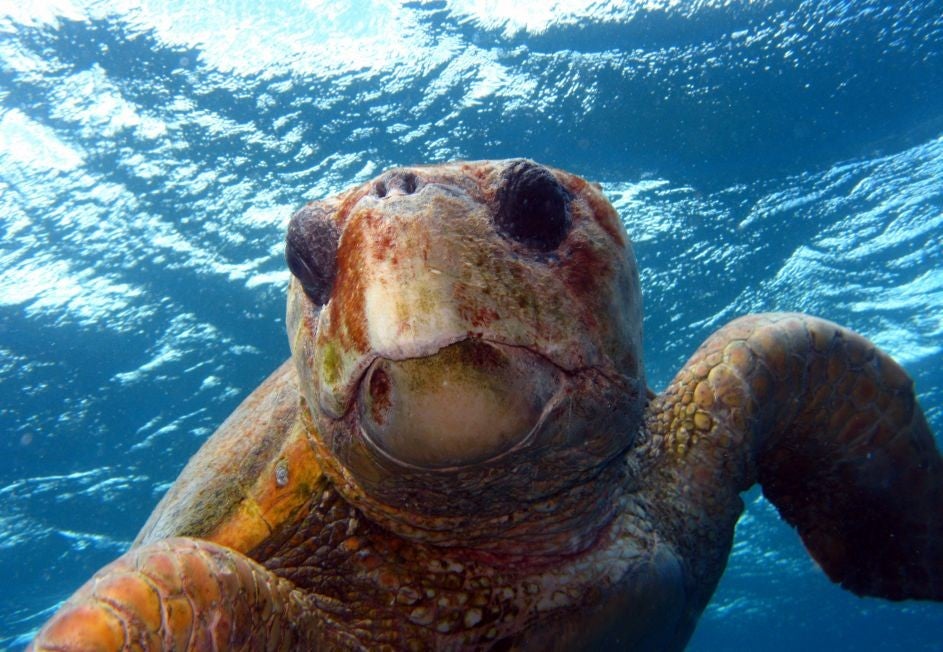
[285,203,340,306]
[495,160,571,252]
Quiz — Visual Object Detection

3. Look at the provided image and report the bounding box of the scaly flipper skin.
[29,537,321,651]
[647,312,942,606]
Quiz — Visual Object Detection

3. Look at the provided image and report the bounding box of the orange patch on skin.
[206,501,271,551]
[93,572,162,632]
[177,548,222,610]
[138,549,183,593]
[163,594,195,650]
[341,537,365,553]
[38,603,126,651]
[334,186,371,228]
[374,227,397,263]
[211,420,326,553]
[329,209,372,353]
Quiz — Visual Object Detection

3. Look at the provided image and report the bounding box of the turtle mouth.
[355,338,563,470]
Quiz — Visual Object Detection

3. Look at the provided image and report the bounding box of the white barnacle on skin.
[275,461,289,488]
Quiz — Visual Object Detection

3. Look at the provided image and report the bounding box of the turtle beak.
[356,338,561,469]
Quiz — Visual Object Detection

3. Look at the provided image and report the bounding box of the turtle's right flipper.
[29,537,320,651]
[655,313,942,601]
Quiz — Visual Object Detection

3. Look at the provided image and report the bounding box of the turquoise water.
[1,1,942,649]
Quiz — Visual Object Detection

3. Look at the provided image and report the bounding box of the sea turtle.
[31,159,941,651]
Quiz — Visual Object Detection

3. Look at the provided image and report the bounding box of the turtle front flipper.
[29,537,321,651]
[649,312,941,601]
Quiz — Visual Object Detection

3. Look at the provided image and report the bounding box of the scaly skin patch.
[246,474,685,651]
[31,162,941,651]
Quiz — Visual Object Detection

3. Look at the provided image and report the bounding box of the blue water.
[1,1,941,649]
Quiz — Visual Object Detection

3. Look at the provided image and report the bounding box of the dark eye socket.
[285,203,340,306]
[495,160,571,252]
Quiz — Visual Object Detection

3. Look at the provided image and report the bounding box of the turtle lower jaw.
[303,337,641,555]
[356,338,563,470]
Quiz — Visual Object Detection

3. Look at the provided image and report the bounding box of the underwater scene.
[1,0,941,649]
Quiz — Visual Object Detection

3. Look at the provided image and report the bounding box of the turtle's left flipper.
[651,312,942,601]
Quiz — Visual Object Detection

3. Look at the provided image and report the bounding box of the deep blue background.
[1,1,941,649]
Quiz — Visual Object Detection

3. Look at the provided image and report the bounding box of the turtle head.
[285,159,644,552]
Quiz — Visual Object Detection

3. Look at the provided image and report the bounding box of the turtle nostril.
[374,170,421,197]
[401,172,418,194]
[285,203,340,306]
[495,160,571,252]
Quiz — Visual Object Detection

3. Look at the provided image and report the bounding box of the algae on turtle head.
[31,159,942,652]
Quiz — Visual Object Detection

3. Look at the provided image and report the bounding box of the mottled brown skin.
[31,160,942,651]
